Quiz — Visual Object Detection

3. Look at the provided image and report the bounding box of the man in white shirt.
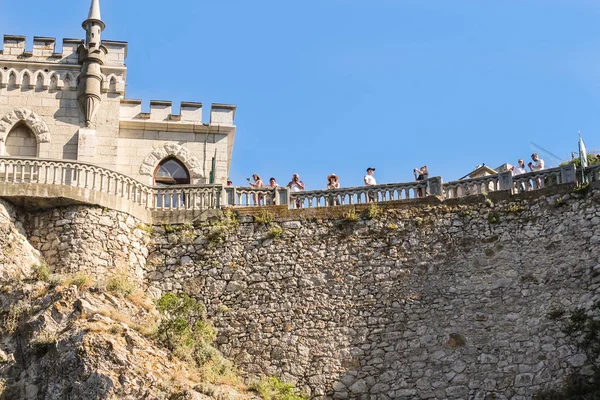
[528,153,545,171]
[287,173,305,208]
[528,153,545,189]
[364,167,377,202]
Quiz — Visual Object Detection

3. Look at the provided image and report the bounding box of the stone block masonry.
[144,187,600,399]
[25,206,150,284]
[3,186,600,399]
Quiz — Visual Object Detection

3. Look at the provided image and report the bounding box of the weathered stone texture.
[3,187,600,399]
[25,206,150,283]
[144,189,600,399]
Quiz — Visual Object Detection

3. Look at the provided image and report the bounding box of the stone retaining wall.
[25,206,150,283]
[144,188,600,399]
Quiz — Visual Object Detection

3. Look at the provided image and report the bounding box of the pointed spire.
[82,0,105,31]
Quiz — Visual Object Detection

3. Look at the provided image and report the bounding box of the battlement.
[119,99,236,125]
[0,35,127,66]
[0,35,127,94]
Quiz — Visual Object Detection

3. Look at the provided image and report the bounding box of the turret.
[77,0,107,127]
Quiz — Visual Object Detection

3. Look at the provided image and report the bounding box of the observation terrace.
[0,155,597,224]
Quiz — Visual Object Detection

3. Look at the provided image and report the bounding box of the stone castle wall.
[25,206,149,283]
[4,186,600,399]
[143,187,600,399]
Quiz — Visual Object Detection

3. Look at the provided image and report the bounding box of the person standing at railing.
[248,174,264,206]
[326,173,341,206]
[413,166,429,197]
[267,177,279,205]
[510,159,528,193]
[288,173,305,208]
[364,167,377,202]
[528,153,545,189]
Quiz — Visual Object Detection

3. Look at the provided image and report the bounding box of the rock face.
[0,199,42,280]
[2,187,600,399]
[0,282,255,400]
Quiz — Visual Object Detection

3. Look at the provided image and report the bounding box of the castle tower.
[77,0,107,127]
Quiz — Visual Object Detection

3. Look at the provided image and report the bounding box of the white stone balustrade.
[585,164,600,183]
[153,185,222,210]
[289,180,433,209]
[223,186,288,207]
[0,157,590,219]
[510,165,576,193]
[443,174,501,199]
[0,156,151,206]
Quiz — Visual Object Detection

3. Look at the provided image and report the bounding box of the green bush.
[33,262,50,282]
[364,203,383,219]
[206,225,228,244]
[560,153,599,168]
[255,209,274,225]
[343,208,359,222]
[488,212,500,224]
[250,376,308,400]
[268,226,283,240]
[155,293,221,366]
[106,272,137,297]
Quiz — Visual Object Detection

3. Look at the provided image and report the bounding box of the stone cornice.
[119,119,236,134]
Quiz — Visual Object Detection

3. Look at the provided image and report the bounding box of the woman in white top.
[249,174,264,206]
[327,173,340,206]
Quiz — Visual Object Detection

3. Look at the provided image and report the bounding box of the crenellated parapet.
[119,99,236,127]
[0,35,127,95]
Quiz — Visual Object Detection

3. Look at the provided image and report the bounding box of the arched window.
[109,77,117,92]
[154,158,190,185]
[5,123,37,157]
[49,74,58,91]
[35,74,44,91]
[21,73,31,90]
[8,72,17,89]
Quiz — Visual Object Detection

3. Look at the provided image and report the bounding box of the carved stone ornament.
[0,108,51,143]
[139,143,203,179]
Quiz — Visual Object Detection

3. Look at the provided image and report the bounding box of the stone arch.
[109,76,117,92]
[4,123,37,157]
[21,71,31,90]
[7,70,18,89]
[63,73,73,90]
[49,73,58,90]
[35,72,45,91]
[139,143,203,180]
[0,109,51,145]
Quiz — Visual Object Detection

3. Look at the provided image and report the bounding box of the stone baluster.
[427,177,443,197]
[498,171,513,192]
[561,164,576,184]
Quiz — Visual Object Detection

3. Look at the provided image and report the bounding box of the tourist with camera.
[287,173,305,208]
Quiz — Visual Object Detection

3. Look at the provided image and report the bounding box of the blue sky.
[2,0,599,189]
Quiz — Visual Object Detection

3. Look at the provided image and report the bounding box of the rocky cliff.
[0,199,257,400]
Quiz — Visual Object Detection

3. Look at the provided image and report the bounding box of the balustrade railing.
[0,156,591,214]
[585,164,600,183]
[223,186,288,207]
[0,156,152,207]
[289,180,431,208]
[443,174,501,199]
[509,165,576,194]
